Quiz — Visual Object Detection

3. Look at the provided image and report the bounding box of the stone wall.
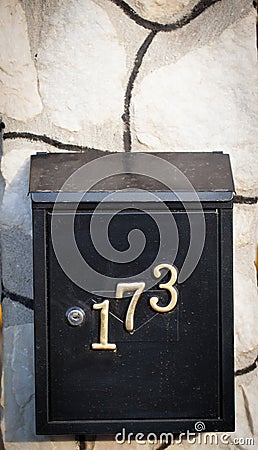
[0,0,257,449]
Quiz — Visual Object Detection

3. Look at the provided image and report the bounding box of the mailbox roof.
[29,151,234,203]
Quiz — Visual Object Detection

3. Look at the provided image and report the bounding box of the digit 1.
[92,300,117,351]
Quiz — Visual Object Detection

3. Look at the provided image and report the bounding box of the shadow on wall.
[0,158,34,443]
[1,159,69,444]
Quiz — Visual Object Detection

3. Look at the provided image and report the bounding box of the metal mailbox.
[30,151,235,436]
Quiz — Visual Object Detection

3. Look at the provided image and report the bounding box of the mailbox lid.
[29,151,234,204]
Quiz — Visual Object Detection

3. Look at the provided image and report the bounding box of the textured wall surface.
[0,0,257,449]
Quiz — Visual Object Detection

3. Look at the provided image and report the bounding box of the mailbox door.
[33,207,234,434]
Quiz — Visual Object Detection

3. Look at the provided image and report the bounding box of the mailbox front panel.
[33,207,234,434]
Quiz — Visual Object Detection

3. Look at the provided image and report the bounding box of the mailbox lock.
[66,307,85,326]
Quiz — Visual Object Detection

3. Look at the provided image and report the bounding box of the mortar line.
[109,0,221,32]
[235,355,258,376]
[76,436,86,450]
[1,283,34,310]
[157,444,171,450]
[233,195,257,205]
[3,130,258,197]
[3,132,108,153]
[123,30,157,152]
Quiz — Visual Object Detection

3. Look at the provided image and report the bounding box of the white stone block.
[242,372,258,438]
[0,0,42,121]
[94,440,153,449]
[230,148,258,197]
[2,324,35,442]
[5,440,78,450]
[1,148,34,235]
[37,0,126,132]
[234,204,257,249]
[126,0,191,23]
[233,205,258,355]
[1,229,33,298]
[133,13,258,196]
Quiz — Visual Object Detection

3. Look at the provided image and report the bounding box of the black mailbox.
[30,151,235,436]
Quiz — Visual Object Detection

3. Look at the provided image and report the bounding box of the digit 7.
[116,282,145,333]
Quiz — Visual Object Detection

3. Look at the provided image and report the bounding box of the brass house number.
[91,263,178,351]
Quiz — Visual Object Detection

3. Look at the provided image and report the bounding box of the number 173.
[92,263,178,351]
